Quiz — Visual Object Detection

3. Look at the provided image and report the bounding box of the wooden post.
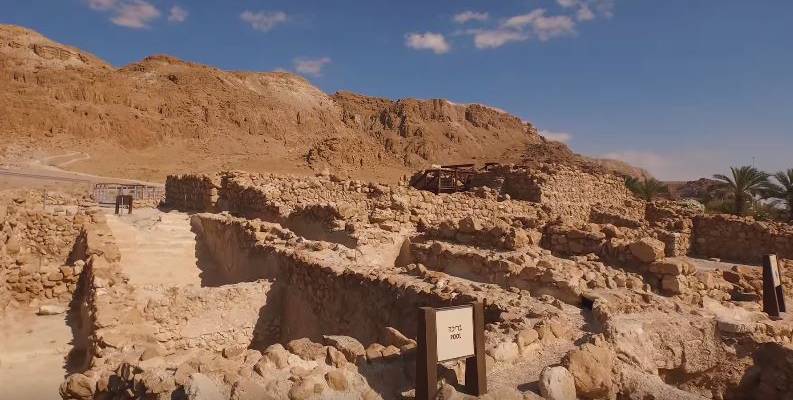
[465,302,487,395]
[416,307,438,400]
[763,254,786,319]
[115,195,121,215]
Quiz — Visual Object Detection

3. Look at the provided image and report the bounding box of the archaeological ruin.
[2,163,793,400]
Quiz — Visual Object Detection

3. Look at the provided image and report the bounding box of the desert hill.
[0,24,645,182]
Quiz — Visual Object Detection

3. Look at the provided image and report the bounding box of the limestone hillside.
[0,24,644,182]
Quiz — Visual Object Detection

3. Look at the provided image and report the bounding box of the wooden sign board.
[763,254,786,319]
[435,306,475,362]
[416,303,486,400]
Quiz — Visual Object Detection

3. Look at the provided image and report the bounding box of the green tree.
[625,177,670,201]
[764,169,793,221]
[712,166,769,216]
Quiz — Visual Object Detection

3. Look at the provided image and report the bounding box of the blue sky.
[3,0,792,180]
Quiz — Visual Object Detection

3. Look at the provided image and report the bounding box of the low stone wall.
[164,173,219,211]
[418,216,541,251]
[468,164,643,223]
[1,195,86,305]
[216,170,552,236]
[693,215,793,264]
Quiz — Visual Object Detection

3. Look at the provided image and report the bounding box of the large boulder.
[59,373,96,400]
[184,373,224,400]
[323,335,366,363]
[565,344,615,399]
[539,366,576,400]
[649,258,695,276]
[629,237,666,263]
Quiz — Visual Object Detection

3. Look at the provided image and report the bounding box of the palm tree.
[712,166,769,216]
[764,169,793,221]
[625,177,670,201]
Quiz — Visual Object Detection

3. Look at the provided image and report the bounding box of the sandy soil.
[0,307,73,400]
[103,208,201,301]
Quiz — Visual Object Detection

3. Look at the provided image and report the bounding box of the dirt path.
[103,208,201,301]
[0,308,73,400]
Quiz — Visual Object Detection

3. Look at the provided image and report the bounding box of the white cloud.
[294,57,331,77]
[472,29,528,49]
[168,5,188,23]
[468,8,576,49]
[240,10,288,32]
[453,11,489,24]
[540,130,572,143]
[576,5,595,21]
[405,32,451,54]
[110,0,160,29]
[557,0,615,20]
[87,0,116,10]
[504,9,576,41]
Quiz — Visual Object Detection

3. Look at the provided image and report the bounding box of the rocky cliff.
[0,24,635,182]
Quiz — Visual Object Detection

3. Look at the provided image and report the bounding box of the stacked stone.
[164,173,219,211]
[1,193,85,306]
[420,216,542,251]
[693,214,793,263]
[4,260,84,302]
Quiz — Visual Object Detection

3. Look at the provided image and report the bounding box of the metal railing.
[93,183,164,205]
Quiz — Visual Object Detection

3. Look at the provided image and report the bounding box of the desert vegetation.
[625,177,670,201]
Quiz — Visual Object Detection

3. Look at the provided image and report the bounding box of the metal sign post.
[763,254,786,319]
[416,302,486,399]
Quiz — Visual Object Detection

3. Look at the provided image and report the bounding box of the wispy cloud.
[110,0,160,29]
[240,10,288,32]
[453,11,489,24]
[540,130,572,143]
[85,0,161,28]
[557,0,615,21]
[464,8,577,49]
[503,9,576,41]
[168,5,188,23]
[86,0,116,11]
[471,29,528,49]
[294,57,331,77]
[405,32,451,54]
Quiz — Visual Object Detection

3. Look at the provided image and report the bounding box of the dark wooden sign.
[763,254,786,319]
[416,302,486,400]
[115,195,133,215]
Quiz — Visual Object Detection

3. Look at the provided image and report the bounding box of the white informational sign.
[435,306,475,362]
[770,255,781,286]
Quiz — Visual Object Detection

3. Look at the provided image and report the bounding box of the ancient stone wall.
[418,216,542,251]
[164,173,219,211]
[0,193,86,305]
[466,164,643,223]
[693,215,793,264]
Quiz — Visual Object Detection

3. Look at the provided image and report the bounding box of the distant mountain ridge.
[0,24,648,182]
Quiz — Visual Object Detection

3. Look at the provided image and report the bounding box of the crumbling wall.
[418,216,542,251]
[466,164,643,223]
[164,173,219,211]
[693,215,793,263]
[1,193,85,305]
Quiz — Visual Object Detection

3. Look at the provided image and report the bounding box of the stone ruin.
[3,163,793,399]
